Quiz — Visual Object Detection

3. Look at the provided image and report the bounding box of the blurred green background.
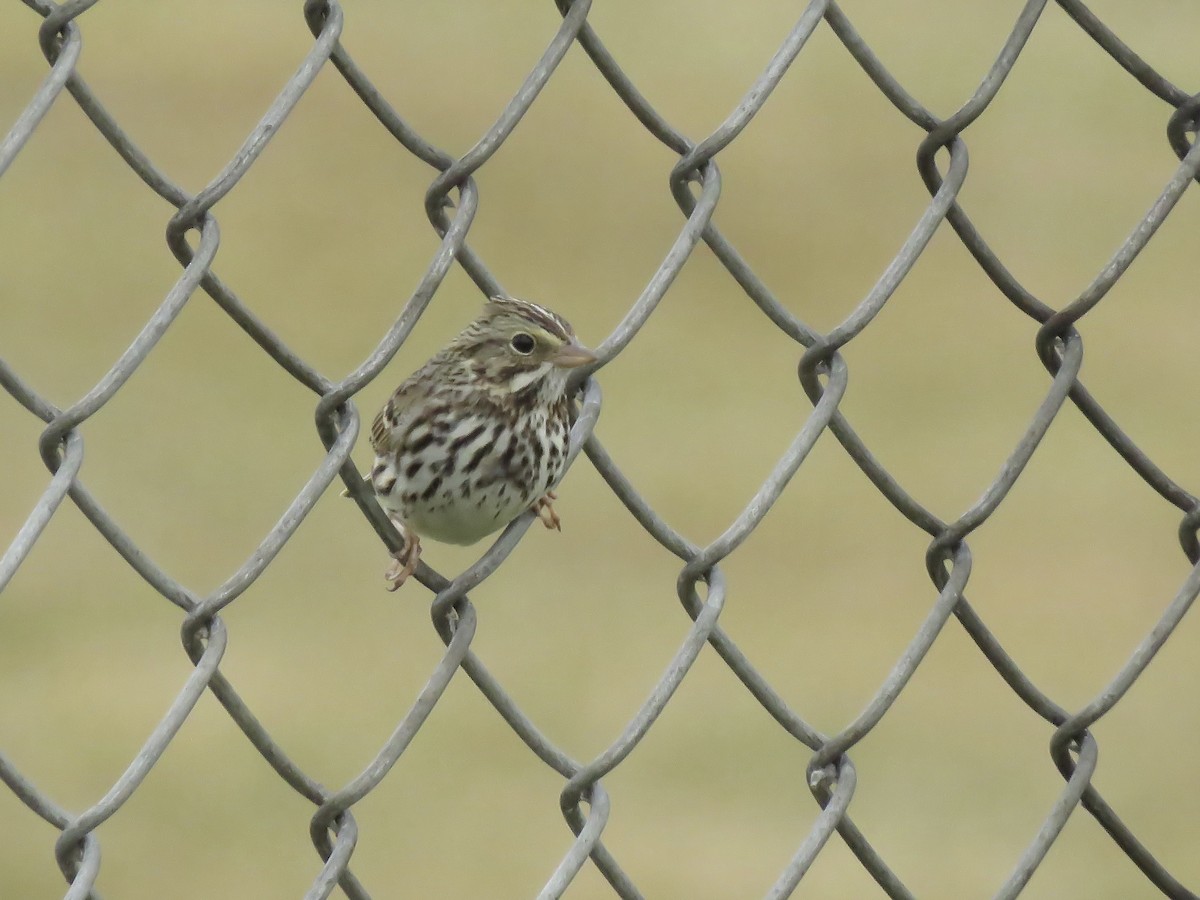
[2,2,1199,898]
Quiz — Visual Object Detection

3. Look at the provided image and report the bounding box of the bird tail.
[341,475,372,498]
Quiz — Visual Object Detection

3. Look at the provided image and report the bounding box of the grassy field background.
[2,2,1199,898]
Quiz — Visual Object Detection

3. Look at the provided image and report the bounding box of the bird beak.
[551,341,598,369]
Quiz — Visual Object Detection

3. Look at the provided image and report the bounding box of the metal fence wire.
[3,0,1200,897]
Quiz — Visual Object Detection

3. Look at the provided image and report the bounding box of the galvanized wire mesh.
[3,0,1200,897]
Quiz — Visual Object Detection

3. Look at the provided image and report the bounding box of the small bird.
[367,296,597,590]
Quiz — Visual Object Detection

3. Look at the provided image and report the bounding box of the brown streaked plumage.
[368,296,596,589]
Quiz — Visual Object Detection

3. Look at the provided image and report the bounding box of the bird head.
[455,296,596,398]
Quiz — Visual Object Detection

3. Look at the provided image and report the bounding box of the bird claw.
[533,491,561,531]
[384,523,421,591]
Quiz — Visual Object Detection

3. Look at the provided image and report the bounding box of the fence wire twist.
[2,0,1200,897]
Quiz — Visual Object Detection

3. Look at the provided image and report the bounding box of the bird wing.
[370,362,435,455]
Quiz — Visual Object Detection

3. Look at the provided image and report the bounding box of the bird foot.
[384,523,421,591]
[533,491,561,531]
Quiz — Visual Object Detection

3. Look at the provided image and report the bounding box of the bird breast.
[372,405,570,546]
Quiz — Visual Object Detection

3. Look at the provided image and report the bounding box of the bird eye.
[510,333,536,354]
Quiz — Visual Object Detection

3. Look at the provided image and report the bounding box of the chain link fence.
[3,0,1200,897]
